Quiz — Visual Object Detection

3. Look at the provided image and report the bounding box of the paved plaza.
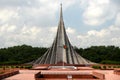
[4,69,120,80]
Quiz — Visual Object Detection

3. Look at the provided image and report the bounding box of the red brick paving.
[4,68,120,80]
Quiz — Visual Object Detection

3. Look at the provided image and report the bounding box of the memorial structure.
[33,4,94,65]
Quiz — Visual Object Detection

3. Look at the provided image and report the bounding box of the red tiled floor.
[96,70,120,80]
[4,70,40,80]
[4,69,120,80]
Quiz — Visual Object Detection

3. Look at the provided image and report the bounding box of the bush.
[20,66,24,68]
[117,66,120,68]
[11,66,15,68]
[92,65,101,69]
[0,72,4,74]
[108,66,111,68]
[103,66,106,69]
[113,66,117,68]
[0,66,3,68]
[100,60,120,64]
[15,66,19,68]
[24,66,32,69]
[8,66,12,68]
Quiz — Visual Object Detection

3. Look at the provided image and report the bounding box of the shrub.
[103,66,106,69]
[6,66,9,68]
[117,66,120,68]
[11,66,15,68]
[15,66,19,68]
[108,66,111,68]
[24,66,32,69]
[0,66,3,68]
[113,66,117,68]
[0,72,4,74]
[92,65,101,69]
[100,60,120,64]
[20,66,23,68]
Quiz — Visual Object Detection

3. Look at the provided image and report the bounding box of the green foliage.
[100,60,120,64]
[11,66,15,68]
[15,66,18,68]
[92,65,101,69]
[0,66,2,68]
[103,66,106,69]
[24,65,32,69]
[0,71,4,74]
[108,66,111,68]
[117,66,120,68]
[76,45,120,64]
[113,66,117,68]
[0,44,47,65]
[0,45,120,65]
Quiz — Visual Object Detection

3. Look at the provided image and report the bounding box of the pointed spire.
[60,3,63,22]
[33,4,95,65]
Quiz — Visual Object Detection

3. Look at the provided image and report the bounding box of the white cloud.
[0,0,77,48]
[0,24,16,34]
[77,25,120,48]
[82,0,118,26]
[0,9,18,23]
[66,27,75,34]
[21,26,41,36]
[87,29,110,37]
[49,27,57,33]
[0,0,120,48]
[115,13,120,26]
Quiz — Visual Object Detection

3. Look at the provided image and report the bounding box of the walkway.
[95,70,120,80]
[3,70,39,80]
[3,70,120,80]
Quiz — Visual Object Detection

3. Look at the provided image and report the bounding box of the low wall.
[0,70,19,79]
[35,71,105,80]
[35,78,103,80]
[93,72,105,80]
[114,69,120,75]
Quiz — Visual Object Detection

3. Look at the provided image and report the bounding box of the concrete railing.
[114,69,120,75]
[93,72,105,80]
[0,70,19,80]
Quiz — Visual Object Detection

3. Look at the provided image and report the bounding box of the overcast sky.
[0,0,120,48]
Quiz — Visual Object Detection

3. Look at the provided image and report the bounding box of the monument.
[33,4,94,65]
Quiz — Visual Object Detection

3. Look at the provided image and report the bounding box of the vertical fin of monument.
[33,4,95,65]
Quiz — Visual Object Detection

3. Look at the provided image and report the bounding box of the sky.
[0,0,120,48]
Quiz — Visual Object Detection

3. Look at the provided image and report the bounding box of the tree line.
[0,45,47,65]
[76,46,120,64]
[0,44,120,65]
